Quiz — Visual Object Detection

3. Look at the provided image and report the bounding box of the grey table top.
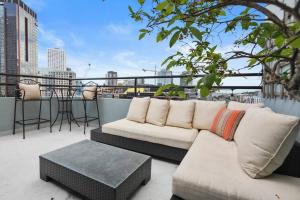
[40,140,151,188]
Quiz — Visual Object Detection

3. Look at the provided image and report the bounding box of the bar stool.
[13,79,54,139]
[72,81,101,134]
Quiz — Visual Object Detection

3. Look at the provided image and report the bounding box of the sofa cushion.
[172,130,300,200]
[234,108,299,178]
[192,100,226,130]
[166,100,195,129]
[82,85,97,100]
[146,98,169,126]
[227,101,264,110]
[210,108,245,141]
[102,119,198,149]
[19,83,41,100]
[127,97,150,123]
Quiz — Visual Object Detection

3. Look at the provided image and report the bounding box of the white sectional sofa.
[91,97,300,200]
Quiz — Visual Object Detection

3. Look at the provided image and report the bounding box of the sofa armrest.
[275,142,300,178]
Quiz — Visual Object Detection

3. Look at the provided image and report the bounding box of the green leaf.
[156,31,164,42]
[166,60,176,70]
[281,48,293,56]
[219,10,226,16]
[128,6,134,15]
[225,20,237,32]
[241,18,250,30]
[248,58,257,66]
[200,86,209,97]
[240,7,250,15]
[169,31,180,47]
[156,1,168,11]
[275,35,285,48]
[189,27,203,41]
[161,55,173,66]
[168,16,178,27]
[289,37,300,48]
[139,32,146,40]
[138,0,145,5]
[138,0,144,5]
[165,4,174,15]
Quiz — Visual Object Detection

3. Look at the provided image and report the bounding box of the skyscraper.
[48,48,66,71]
[180,71,193,86]
[157,69,173,86]
[105,71,118,86]
[0,0,38,96]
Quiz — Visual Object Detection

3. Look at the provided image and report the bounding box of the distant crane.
[83,63,92,78]
[142,65,157,85]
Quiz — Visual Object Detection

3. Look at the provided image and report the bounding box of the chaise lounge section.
[91,97,300,200]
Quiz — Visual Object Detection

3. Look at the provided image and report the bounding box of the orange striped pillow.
[210,108,245,141]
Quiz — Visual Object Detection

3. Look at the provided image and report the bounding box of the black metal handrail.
[0,72,263,97]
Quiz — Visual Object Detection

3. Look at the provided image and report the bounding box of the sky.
[23,0,261,87]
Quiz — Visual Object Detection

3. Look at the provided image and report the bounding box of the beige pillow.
[166,100,195,129]
[82,85,97,100]
[234,108,299,178]
[127,97,150,123]
[193,100,226,130]
[227,101,264,111]
[19,83,41,100]
[146,98,169,126]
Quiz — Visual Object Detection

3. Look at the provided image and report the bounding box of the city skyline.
[23,0,261,87]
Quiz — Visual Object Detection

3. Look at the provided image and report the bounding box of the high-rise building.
[157,69,173,86]
[0,0,38,96]
[48,48,66,71]
[180,71,193,86]
[38,67,76,97]
[105,71,118,86]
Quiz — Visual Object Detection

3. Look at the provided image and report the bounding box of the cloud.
[69,33,84,47]
[39,27,65,48]
[106,23,132,34]
[112,51,157,72]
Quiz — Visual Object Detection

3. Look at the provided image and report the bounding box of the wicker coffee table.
[40,140,151,200]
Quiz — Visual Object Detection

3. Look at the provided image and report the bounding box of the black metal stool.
[13,79,54,139]
[71,81,101,134]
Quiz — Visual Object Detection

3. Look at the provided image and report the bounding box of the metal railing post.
[134,78,137,97]
[68,75,72,97]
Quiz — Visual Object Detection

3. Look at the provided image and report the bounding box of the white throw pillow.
[19,83,41,100]
[127,97,150,123]
[166,100,195,129]
[234,108,299,178]
[146,98,169,126]
[82,85,97,100]
[193,100,226,130]
[227,101,264,111]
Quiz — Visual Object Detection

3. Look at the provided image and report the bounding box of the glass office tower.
[0,2,5,96]
[0,0,38,96]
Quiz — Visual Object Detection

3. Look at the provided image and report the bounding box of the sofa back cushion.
[127,97,150,123]
[146,98,169,126]
[166,100,195,129]
[193,100,226,130]
[234,108,300,178]
[19,83,41,100]
[210,108,245,141]
[228,101,264,111]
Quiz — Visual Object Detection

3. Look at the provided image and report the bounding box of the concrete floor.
[0,125,178,200]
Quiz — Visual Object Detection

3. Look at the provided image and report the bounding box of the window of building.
[24,17,28,62]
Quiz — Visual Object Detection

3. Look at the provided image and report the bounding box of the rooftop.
[0,125,177,200]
